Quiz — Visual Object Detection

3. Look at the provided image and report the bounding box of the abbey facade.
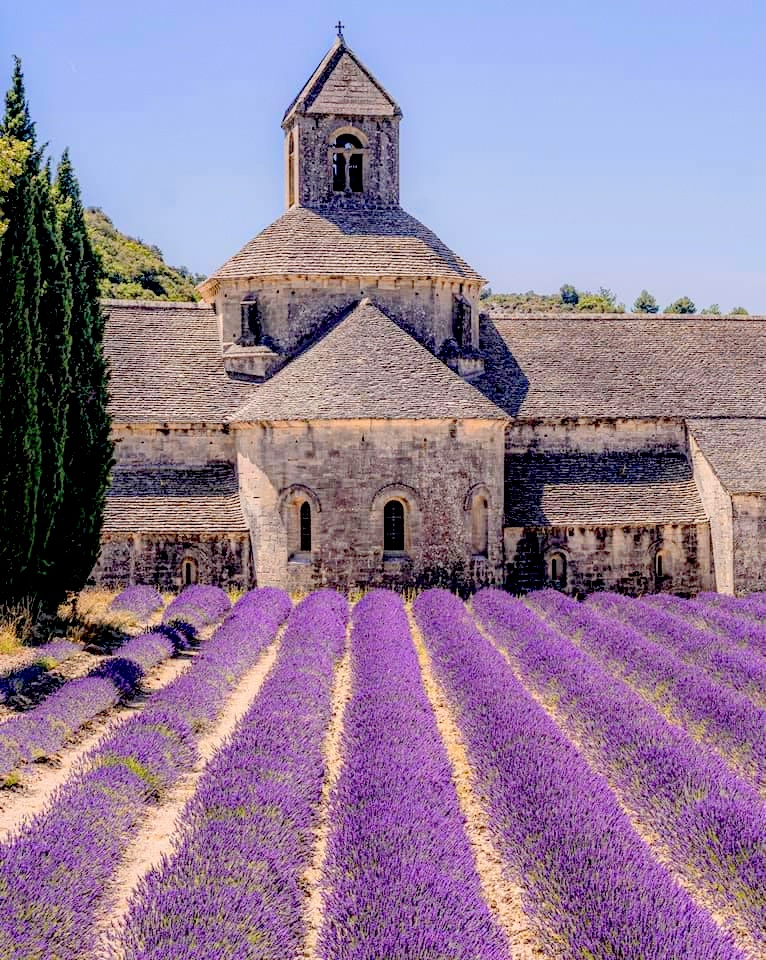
[95,36,766,596]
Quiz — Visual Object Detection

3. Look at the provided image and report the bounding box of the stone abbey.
[96,34,766,596]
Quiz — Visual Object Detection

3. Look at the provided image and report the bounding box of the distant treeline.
[480,285,750,316]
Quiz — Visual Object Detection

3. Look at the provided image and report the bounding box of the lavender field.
[0,585,764,959]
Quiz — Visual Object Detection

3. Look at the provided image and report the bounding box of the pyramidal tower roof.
[282,35,401,126]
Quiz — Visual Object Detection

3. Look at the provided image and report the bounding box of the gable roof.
[104,462,248,533]
[283,38,400,125]
[201,205,485,295]
[231,299,507,423]
[688,419,766,494]
[505,451,707,525]
[103,300,255,424]
[477,314,766,419]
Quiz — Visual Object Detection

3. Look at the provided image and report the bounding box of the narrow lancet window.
[384,499,405,552]
[299,501,312,552]
[471,495,488,557]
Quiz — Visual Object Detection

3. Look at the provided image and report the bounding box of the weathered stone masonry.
[93,35,766,596]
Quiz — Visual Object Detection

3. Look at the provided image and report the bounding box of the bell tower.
[282,31,402,209]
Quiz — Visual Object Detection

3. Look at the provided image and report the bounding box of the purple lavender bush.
[588,592,766,709]
[110,585,164,621]
[0,586,291,959]
[536,590,766,793]
[648,593,766,660]
[162,585,230,629]
[116,589,346,960]
[319,590,508,959]
[474,587,765,954]
[0,640,80,705]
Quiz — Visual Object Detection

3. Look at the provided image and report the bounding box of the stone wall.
[216,277,480,360]
[92,533,252,591]
[289,113,400,208]
[689,432,734,594]
[508,417,687,455]
[504,521,714,596]
[113,424,235,466]
[732,494,766,594]
[235,418,505,593]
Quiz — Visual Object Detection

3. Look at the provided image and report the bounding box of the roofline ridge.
[101,298,212,310]
[489,311,766,321]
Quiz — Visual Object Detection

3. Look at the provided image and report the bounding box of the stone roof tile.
[103,300,255,424]
[478,315,766,419]
[231,299,508,422]
[505,452,707,525]
[104,462,248,533]
[204,205,484,287]
[688,419,766,494]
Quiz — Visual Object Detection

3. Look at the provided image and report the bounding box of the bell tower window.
[332,133,365,194]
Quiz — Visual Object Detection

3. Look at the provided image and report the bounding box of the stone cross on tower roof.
[335,20,344,40]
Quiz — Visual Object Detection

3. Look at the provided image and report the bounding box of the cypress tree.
[30,162,72,602]
[0,58,43,606]
[48,151,113,599]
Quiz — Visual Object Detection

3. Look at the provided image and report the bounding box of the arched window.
[288,131,296,207]
[655,551,665,578]
[383,499,405,553]
[299,501,312,552]
[549,552,567,586]
[332,133,364,193]
[471,494,488,557]
[181,556,198,586]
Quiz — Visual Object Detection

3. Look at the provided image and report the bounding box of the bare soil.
[301,627,353,960]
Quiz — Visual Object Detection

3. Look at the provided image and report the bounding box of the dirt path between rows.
[473,614,761,960]
[408,608,548,960]
[0,653,194,839]
[301,626,353,960]
[96,628,285,960]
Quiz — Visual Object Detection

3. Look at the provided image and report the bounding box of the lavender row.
[588,591,766,710]
[474,588,765,953]
[162,584,231,629]
[117,589,347,960]
[648,593,766,660]
[415,589,738,959]
[0,639,81,705]
[0,587,291,960]
[537,591,766,793]
[111,585,165,621]
[698,591,766,626]
[319,590,507,959]
[0,622,195,784]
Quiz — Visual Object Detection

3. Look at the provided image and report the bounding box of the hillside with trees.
[85,207,204,301]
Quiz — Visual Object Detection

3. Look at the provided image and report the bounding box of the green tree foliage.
[666,296,697,315]
[700,304,721,315]
[633,289,659,314]
[0,58,43,606]
[29,163,72,596]
[85,207,203,301]
[47,153,114,602]
[730,306,749,316]
[577,287,625,313]
[560,283,579,306]
[0,61,113,609]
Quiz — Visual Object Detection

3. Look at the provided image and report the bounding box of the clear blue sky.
[3,0,764,311]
